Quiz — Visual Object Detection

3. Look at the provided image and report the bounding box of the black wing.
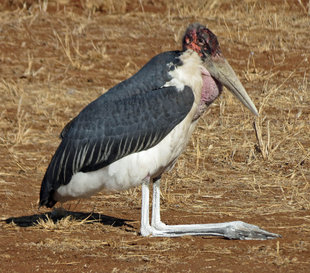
[40,51,194,207]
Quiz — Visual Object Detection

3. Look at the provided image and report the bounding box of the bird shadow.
[4,210,134,229]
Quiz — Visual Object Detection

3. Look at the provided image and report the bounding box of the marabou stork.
[39,23,280,240]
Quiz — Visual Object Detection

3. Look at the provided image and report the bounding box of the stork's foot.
[221,221,281,240]
[141,221,281,240]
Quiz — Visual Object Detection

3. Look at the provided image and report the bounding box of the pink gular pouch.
[193,66,223,120]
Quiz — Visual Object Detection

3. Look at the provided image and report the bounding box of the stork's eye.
[198,37,204,44]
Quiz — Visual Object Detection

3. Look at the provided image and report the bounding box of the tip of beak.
[250,106,259,116]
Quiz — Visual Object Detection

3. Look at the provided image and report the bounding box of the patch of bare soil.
[1,0,310,272]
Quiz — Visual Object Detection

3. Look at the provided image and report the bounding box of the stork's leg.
[151,178,166,229]
[140,178,152,236]
[144,179,281,240]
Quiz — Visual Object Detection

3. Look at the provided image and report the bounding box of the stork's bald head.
[182,23,222,58]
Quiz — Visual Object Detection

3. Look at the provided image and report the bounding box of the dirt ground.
[1,0,310,272]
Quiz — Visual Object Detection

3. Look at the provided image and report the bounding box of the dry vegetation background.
[0,0,310,272]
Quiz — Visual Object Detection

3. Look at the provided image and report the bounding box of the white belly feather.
[54,50,203,202]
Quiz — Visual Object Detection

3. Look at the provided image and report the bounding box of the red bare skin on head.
[182,24,222,58]
[184,31,203,57]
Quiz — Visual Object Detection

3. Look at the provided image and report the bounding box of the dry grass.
[0,0,310,272]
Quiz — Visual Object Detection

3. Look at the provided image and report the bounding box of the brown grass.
[0,0,310,272]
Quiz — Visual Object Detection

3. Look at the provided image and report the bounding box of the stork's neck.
[193,67,223,121]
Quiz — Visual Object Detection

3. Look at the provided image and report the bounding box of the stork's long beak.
[204,56,258,116]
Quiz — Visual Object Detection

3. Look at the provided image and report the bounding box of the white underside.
[55,50,204,203]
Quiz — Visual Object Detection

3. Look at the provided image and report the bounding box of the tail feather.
[39,140,74,208]
[39,173,57,208]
